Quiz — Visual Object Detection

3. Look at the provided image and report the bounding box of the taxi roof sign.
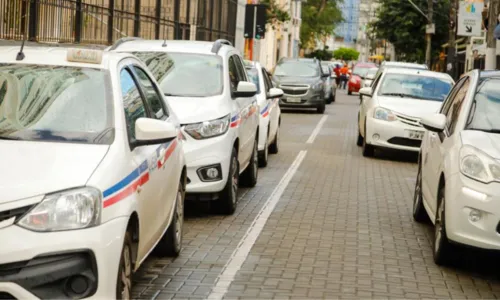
[66,48,103,64]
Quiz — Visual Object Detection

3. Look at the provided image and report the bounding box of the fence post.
[75,0,83,42]
[155,0,161,39]
[134,0,140,36]
[108,0,115,44]
[28,0,38,41]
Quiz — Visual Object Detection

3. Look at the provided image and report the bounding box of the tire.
[155,179,184,256]
[348,90,352,95]
[362,121,374,157]
[356,130,363,147]
[317,103,326,114]
[413,160,429,223]
[332,92,336,103]
[218,148,239,215]
[116,232,133,300]
[269,125,279,154]
[258,129,269,168]
[240,138,258,187]
[433,186,454,266]
[326,92,332,104]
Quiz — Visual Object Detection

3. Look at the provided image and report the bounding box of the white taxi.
[110,39,259,215]
[244,60,283,167]
[415,70,500,265]
[357,68,454,157]
[0,46,186,299]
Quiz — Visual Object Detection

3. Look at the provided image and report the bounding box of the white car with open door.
[414,70,500,265]
[110,38,259,215]
[0,46,186,299]
[244,60,283,167]
[357,68,454,157]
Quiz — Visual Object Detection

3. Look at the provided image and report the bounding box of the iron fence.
[0,0,236,45]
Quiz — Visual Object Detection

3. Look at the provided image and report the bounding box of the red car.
[348,63,377,95]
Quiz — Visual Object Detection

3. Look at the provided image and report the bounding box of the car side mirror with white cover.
[420,113,446,132]
[267,87,283,99]
[359,87,373,97]
[133,118,177,148]
[234,81,257,98]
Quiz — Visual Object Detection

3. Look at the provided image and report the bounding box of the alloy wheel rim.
[231,157,238,204]
[121,245,132,299]
[175,189,183,242]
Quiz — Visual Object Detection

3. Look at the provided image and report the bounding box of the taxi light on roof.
[66,48,103,64]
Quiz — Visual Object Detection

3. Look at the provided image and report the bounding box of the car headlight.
[17,187,101,232]
[312,82,323,90]
[373,107,397,122]
[184,114,230,139]
[460,145,500,183]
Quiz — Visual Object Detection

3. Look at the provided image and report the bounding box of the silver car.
[321,62,337,104]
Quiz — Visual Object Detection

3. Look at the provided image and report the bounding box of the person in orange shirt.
[339,64,349,90]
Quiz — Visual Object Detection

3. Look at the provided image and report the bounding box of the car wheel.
[326,92,332,104]
[413,161,429,223]
[332,92,336,103]
[348,90,352,95]
[155,179,184,256]
[241,138,258,187]
[433,186,453,266]
[317,103,326,114]
[362,121,374,157]
[218,148,239,215]
[269,125,279,154]
[356,130,363,147]
[258,130,269,168]
[116,232,133,300]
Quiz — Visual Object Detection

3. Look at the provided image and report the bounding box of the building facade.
[335,0,359,45]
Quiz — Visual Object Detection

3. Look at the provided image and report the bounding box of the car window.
[440,77,465,115]
[133,66,168,120]
[228,56,241,91]
[371,73,383,89]
[445,78,469,135]
[262,69,273,92]
[246,67,261,94]
[121,69,147,143]
[378,73,453,102]
[234,55,248,82]
[274,61,320,77]
[466,77,500,132]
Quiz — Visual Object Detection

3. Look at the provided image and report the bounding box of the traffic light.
[243,4,267,39]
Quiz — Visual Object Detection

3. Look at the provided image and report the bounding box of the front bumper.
[182,131,233,194]
[0,217,128,299]
[279,91,323,108]
[445,173,500,250]
[365,117,424,152]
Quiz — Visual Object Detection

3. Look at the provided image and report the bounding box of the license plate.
[405,130,424,140]
[287,97,301,103]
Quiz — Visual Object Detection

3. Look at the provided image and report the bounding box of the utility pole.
[447,0,458,78]
[486,0,499,70]
[425,0,434,68]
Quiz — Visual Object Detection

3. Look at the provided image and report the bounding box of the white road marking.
[208,150,308,300]
[306,115,328,144]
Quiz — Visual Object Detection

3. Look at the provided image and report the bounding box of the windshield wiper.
[467,128,500,134]
[381,93,426,99]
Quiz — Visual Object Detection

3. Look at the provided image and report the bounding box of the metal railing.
[0,0,236,45]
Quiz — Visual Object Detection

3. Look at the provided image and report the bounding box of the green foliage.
[300,0,343,48]
[305,49,334,60]
[368,0,450,62]
[333,47,360,61]
[260,0,291,28]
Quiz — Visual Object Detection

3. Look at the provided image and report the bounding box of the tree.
[300,0,343,49]
[305,48,334,60]
[260,0,290,29]
[333,47,360,61]
[368,0,450,62]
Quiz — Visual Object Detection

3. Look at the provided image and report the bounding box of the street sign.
[457,0,484,37]
[426,23,435,34]
[243,4,267,39]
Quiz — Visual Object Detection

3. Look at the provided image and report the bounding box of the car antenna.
[16,14,27,61]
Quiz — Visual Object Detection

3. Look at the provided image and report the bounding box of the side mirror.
[421,113,446,132]
[234,81,257,98]
[330,74,337,79]
[359,87,373,97]
[133,118,177,148]
[267,87,283,99]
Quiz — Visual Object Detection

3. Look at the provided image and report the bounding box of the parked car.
[363,67,379,88]
[244,60,283,167]
[357,67,454,157]
[414,70,500,265]
[273,58,330,114]
[321,62,337,103]
[374,61,428,81]
[110,39,259,215]
[0,46,186,299]
[348,62,377,95]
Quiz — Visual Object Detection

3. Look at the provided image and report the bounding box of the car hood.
[273,75,322,85]
[377,96,442,118]
[461,130,500,159]
[0,141,109,203]
[166,96,231,124]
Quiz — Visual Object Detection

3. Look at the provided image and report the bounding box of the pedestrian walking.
[334,64,341,86]
[340,64,349,90]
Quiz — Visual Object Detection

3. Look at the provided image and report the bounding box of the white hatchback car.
[357,68,454,157]
[0,47,186,299]
[110,39,259,214]
[244,60,283,167]
[414,70,500,265]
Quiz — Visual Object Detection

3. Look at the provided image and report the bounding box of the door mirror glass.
[421,113,447,132]
[133,118,177,148]
[234,81,257,98]
[359,87,373,97]
[267,87,283,99]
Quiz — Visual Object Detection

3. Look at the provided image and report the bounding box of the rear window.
[0,64,113,144]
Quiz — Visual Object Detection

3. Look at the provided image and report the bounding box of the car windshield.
[378,73,453,101]
[246,67,261,94]
[0,64,112,144]
[466,78,500,132]
[366,68,378,79]
[133,52,223,97]
[353,66,375,78]
[321,66,330,74]
[274,62,320,77]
